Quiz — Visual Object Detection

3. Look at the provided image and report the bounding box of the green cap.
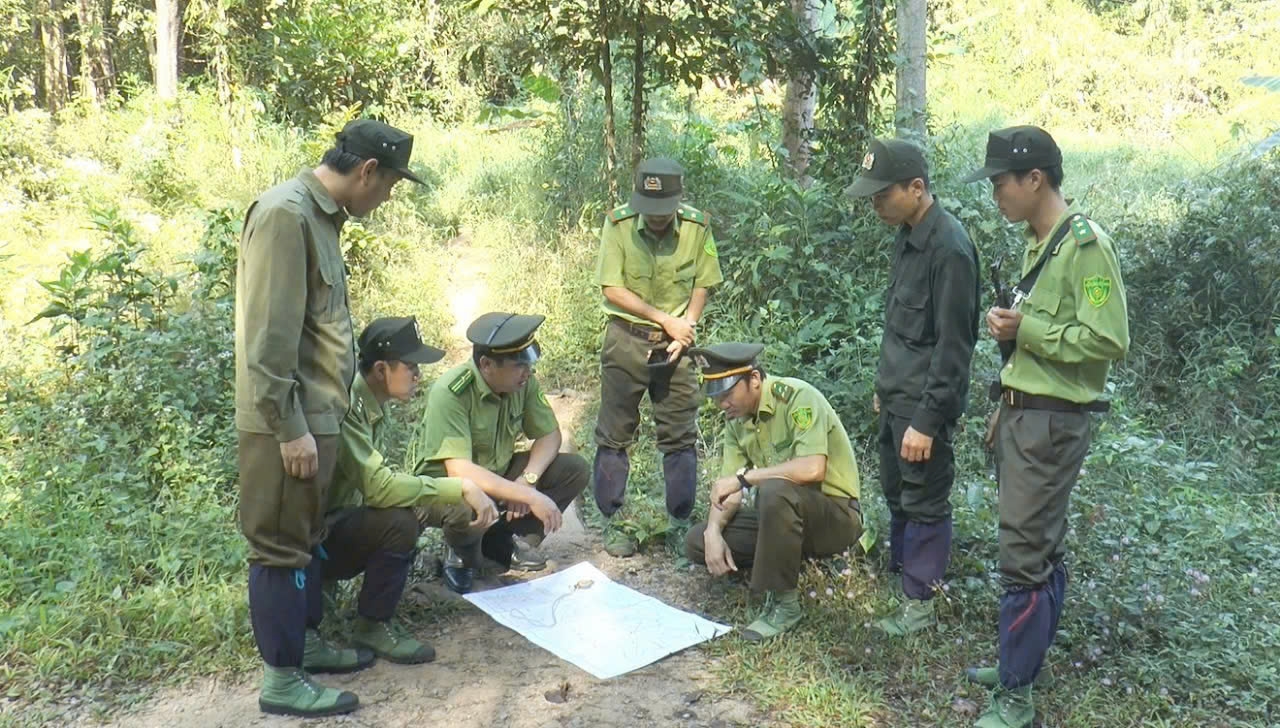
[336,119,424,185]
[630,158,684,216]
[466,312,545,364]
[358,316,445,365]
[962,125,1063,183]
[689,342,765,398]
[844,138,929,198]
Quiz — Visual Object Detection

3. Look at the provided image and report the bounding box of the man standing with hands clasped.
[961,126,1129,728]
[846,137,980,636]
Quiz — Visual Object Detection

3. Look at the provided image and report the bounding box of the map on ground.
[463,561,732,679]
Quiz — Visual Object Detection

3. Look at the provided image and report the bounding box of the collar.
[298,168,347,221]
[754,381,779,421]
[1024,199,1078,248]
[900,200,941,250]
[469,358,498,401]
[351,373,386,426]
[638,213,680,242]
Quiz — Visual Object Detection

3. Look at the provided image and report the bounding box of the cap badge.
[861,152,875,170]
[642,175,663,192]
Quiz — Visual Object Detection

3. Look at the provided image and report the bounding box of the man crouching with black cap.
[317,317,499,668]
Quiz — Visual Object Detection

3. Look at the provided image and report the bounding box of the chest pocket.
[505,402,525,439]
[309,246,347,323]
[888,292,931,343]
[1026,291,1064,321]
[623,246,654,297]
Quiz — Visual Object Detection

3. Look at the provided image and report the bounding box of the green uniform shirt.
[595,205,724,326]
[234,169,355,442]
[717,377,861,500]
[412,360,560,477]
[328,374,465,513]
[1002,204,1130,403]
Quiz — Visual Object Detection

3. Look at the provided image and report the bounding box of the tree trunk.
[599,0,618,200]
[781,0,820,186]
[38,0,71,111]
[73,0,115,102]
[154,0,181,98]
[895,0,927,139]
[628,0,645,170]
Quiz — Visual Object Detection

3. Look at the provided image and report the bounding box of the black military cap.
[689,342,766,398]
[844,138,929,198]
[336,119,425,185]
[466,312,545,365]
[962,125,1063,183]
[358,316,445,365]
[630,158,684,216]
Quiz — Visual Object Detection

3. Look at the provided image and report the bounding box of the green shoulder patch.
[771,381,795,402]
[791,407,814,432]
[608,205,639,224]
[538,390,550,407]
[1083,275,1112,308]
[448,369,475,395]
[703,237,718,258]
[677,206,708,226]
[1070,215,1098,246]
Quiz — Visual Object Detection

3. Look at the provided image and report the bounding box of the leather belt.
[1001,388,1110,413]
[609,316,668,344]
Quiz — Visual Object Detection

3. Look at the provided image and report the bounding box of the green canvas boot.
[873,598,936,636]
[742,590,803,642]
[351,617,436,665]
[666,516,692,553]
[966,664,1053,688]
[302,628,375,674]
[974,684,1035,728]
[603,519,638,558]
[258,665,358,717]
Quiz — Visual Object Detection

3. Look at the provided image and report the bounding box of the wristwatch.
[736,467,752,491]
[522,471,539,486]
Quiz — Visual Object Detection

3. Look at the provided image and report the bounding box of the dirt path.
[80,239,769,728]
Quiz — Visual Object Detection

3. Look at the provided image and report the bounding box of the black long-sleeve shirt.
[875,202,981,437]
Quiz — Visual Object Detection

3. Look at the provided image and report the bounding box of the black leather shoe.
[509,535,547,572]
[442,547,473,594]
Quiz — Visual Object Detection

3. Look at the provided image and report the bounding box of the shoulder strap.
[608,205,639,224]
[1012,213,1087,301]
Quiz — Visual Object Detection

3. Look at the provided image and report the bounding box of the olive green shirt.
[328,374,465,514]
[596,205,724,326]
[718,377,861,500]
[411,360,560,478]
[234,169,355,442]
[1002,204,1130,403]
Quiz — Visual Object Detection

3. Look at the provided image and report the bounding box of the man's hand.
[711,475,742,510]
[280,433,318,479]
[987,307,1023,342]
[666,339,686,363]
[872,393,881,414]
[703,528,738,576]
[527,491,563,533]
[900,426,934,463]
[661,314,695,347]
[461,479,499,528]
[984,409,1001,451]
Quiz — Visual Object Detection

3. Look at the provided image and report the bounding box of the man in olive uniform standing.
[318,317,499,665]
[683,343,863,641]
[235,119,423,717]
[961,126,1129,728]
[594,158,724,557]
[846,138,980,636]
[412,312,589,593]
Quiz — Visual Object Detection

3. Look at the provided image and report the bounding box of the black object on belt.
[1000,387,1110,413]
[609,316,668,344]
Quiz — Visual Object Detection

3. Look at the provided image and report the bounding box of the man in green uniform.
[318,317,499,665]
[846,138,980,636]
[683,343,863,641]
[412,312,589,593]
[961,126,1129,728]
[235,119,423,717]
[593,158,724,557]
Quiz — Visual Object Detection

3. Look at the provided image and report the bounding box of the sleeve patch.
[704,238,718,257]
[1083,275,1112,308]
[791,407,814,432]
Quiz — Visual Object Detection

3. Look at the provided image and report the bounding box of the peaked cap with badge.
[690,343,765,398]
[358,316,445,366]
[845,138,930,198]
[466,312,545,365]
[336,119,425,185]
[629,158,685,216]
[962,125,1063,183]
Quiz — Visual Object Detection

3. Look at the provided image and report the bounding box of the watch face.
[524,472,538,484]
